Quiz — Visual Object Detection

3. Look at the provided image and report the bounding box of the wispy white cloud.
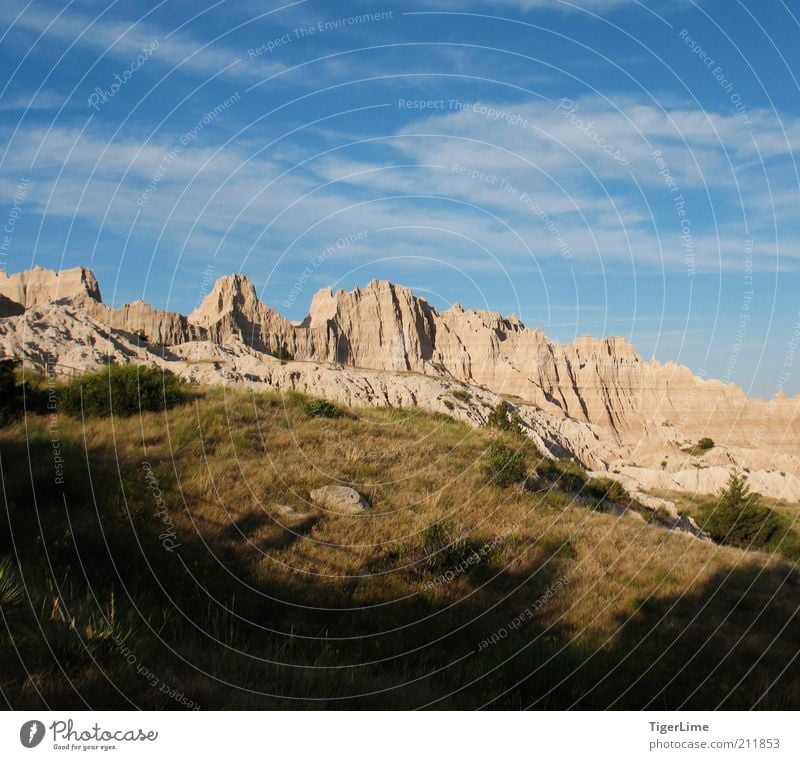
[0,3,285,80]
[0,90,65,110]
[4,91,799,282]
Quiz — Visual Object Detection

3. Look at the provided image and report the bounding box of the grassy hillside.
[1,380,799,709]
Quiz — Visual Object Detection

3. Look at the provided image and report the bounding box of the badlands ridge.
[1,265,798,503]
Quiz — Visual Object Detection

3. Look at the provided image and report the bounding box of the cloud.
[309,95,800,269]
[0,90,65,110]
[0,3,284,80]
[4,90,800,283]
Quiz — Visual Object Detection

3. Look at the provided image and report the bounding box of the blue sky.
[1,0,799,397]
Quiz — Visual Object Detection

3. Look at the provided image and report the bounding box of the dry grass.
[1,385,799,709]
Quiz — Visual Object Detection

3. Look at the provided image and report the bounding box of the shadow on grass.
[2,428,799,710]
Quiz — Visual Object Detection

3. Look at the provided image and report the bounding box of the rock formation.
[0,266,198,346]
[185,274,800,457]
[2,265,799,504]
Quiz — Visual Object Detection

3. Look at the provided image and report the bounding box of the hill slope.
[1,386,799,709]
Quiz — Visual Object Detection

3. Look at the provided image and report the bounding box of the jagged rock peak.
[308,279,532,328]
[0,265,102,309]
[189,273,262,325]
[307,279,433,327]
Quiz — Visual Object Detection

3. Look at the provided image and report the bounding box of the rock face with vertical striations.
[187,273,800,455]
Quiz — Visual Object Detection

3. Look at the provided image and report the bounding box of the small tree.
[697,437,715,451]
[702,472,784,550]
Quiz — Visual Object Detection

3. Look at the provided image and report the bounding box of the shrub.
[585,477,631,506]
[303,397,344,419]
[421,520,455,569]
[452,389,471,403]
[535,458,560,479]
[419,520,488,573]
[533,457,588,492]
[555,460,587,491]
[482,440,528,488]
[0,359,21,424]
[684,436,716,456]
[700,473,786,551]
[61,364,187,418]
[486,401,523,435]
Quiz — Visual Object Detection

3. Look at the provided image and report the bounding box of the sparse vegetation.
[1,387,800,709]
[268,344,294,361]
[452,388,471,403]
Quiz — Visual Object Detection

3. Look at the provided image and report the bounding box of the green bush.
[486,401,523,435]
[61,364,188,417]
[700,473,788,552]
[303,397,344,418]
[482,440,528,488]
[697,437,715,451]
[585,477,631,506]
[452,389,471,403]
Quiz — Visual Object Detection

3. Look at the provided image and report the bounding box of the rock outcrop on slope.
[2,265,799,503]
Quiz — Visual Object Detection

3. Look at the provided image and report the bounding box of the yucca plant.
[0,557,25,611]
